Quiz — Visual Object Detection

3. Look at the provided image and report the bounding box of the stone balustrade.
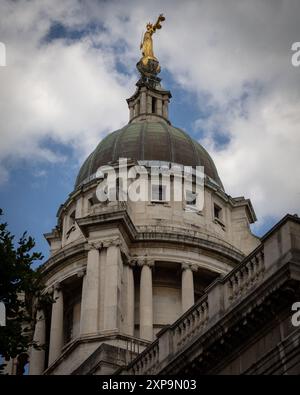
[126,340,159,375]
[173,298,208,352]
[225,247,265,306]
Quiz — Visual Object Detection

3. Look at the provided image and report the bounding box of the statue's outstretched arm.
[153,14,165,32]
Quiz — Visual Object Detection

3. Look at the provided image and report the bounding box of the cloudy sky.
[0,0,299,258]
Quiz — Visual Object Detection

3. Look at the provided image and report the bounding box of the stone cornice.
[40,241,87,276]
[76,209,137,240]
[76,210,244,262]
[40,229,243,278]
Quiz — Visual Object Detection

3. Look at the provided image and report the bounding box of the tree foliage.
[0,209,51,372]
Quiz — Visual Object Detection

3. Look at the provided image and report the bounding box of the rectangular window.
[186,190,196,206]
[214,203,222,220]
[88,197,94,208]
[151,184,166,202]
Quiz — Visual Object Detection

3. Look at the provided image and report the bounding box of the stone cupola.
[126,58,172,124]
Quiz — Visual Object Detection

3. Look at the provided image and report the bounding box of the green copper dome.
[75,121,223,190]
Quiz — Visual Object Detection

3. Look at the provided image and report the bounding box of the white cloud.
[0,0,299,226]
[0,0,136,177]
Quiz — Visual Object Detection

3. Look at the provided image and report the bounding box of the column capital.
[53,282,62,293]
[86,241,103,251]
[76,268,86,278]
[35,307,45,319]
[123,257,135,268]
[129,258,137,268]
[181,262,198,272]
[102,237,121,248]
[191,264,198,272]
[137,257,155,268]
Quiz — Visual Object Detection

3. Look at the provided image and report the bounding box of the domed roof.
[75,121,223,190]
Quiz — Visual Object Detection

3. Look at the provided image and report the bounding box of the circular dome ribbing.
[75,121,223,190]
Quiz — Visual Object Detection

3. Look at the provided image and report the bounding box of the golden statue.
[140,14,165,66]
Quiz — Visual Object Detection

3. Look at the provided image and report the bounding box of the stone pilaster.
[181,263,197,313]
[103,238,122,331]
[124,259,135,336]
[48,284,64,365]
[29,309,46,375]
[139,258,154,341]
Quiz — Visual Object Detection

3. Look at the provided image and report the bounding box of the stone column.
[48,285,64,365]
[29,309,46,375]
[103,238,121,331]
[80,242,101,336]
[139,259,154,341]
[124,260,135,336]
[181,263,197,313]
